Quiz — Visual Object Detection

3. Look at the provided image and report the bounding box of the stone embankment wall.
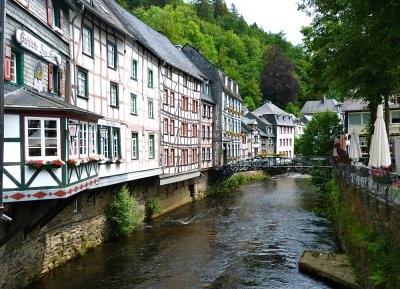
[0,174,211,289]
[338,181,400,289]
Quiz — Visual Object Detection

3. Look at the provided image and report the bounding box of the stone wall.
[0,173,211,289]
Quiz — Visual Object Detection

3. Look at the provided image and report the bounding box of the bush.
[107,185,143,237]
[145,197,161,220]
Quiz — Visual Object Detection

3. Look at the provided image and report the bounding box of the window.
[205,83,210,95]
[348,113,362,125]
[192,148,197,163]
[26,118,59,159]
[167,66,172,78]
[131,132,139,160]
[392,111,400,124]
[47,0,64,31]
[110,82,118,107]
[164,149,169,166]
[88,194,95,205]
[192,124,198,137]
[99,127,109,158]
[130,93,137,115]
[107,42,117,69]
[202,104,206,117]
[207,126,211,139]
[149,135,155,159]
[202,125,206,138]
[131,59,137,80]
[207,148,211,160]
[170,149,175,166]
[193,100,198,113]
[163,118,169,134]
[182,149,188,165]
[170,91,175,107]
[82,25,93,56]
[148,69,153,87]
[148,98,154,118]
[183,75,188,87]
[79,123,88,155]
[5,48,25,86]
[182,123,188,137]
[182,96,188,110]
[163,88,168,105]
[170,119,175,135]
[77,68,88,99]
[112,129,120,159]
[202,148,206,161]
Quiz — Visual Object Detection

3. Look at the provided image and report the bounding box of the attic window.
[99,4,109,14]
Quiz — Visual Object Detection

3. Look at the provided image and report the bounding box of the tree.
[297,111,343,157]
[260,45,299,109]
[300,0,400,131]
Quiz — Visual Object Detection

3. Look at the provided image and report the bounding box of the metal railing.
[334,163,400,208]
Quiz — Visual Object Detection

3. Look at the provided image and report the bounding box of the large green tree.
[297,111,343,156]
[300,0,400,128]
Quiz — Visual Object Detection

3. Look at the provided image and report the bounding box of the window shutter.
[47,0,53,26]
[48,64,53,92]
[59,9,64,31]
[4,45,11,81]
[4,57,11,81]
[58,68,63,95]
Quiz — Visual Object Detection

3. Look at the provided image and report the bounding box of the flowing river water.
[27,174,339,289]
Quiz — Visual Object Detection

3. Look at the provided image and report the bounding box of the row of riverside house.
[1,0,242,232]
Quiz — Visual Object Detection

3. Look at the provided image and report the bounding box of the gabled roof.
[245,112,275,137]
[342,99,368,112]
[4,84,102,121]
[264,114,295,127]
[241,122,252,133]
[242,116,257,126]
[253,101,289,116]
[300,97,342,114]
[105,0,206,80]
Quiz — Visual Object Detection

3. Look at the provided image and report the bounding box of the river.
[27,174,338,289]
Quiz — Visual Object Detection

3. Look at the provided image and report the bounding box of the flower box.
[25,159,64,170]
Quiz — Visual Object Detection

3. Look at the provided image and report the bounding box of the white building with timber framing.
[108,1,209,186]
[69,0,161,187]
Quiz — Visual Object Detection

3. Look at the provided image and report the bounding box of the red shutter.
[48,64,53,92]
[47,0,53,26]
[4,57,11,81]
[59,9,64,31]
[58,68,63,95]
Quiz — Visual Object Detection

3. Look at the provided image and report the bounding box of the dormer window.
[46,0,64,33]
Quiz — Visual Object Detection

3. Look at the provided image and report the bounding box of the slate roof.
[253,101,289,116]
[241,122,253,133]
[300,97,342,114]
[200,91,214,104]
[105,0,206,80]
[342,99,369,112]
[84,0,132,37]
[4,84,102,120]
[245,112,275,137]
[264,114,295,127]
[242,116,257,126]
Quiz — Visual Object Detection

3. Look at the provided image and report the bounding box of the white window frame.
[130,93,137,115]
[148,68,153,87]
[10,52,17,84]
[107,42,116,69]
[131,132,139,160]
[25,117,60,160]
[131,59,138,79]
[149,134,155,159]
[148,98,154,118]
[110,82,118,107]
[82,26,93,56]
[77,68,88,98]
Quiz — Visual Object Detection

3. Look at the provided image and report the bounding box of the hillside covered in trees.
[116,0,314,111]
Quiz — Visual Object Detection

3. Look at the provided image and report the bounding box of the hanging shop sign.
[16,29,62,65]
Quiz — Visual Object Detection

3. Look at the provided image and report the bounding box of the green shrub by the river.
[145,197,161,220]
[107,185,143,237]
[327,179,400,288]
[210,173,268,195]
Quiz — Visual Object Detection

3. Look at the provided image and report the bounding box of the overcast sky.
[225,0,311,45]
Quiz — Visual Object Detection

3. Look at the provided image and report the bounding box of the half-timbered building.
[69,0,161,187]
[3,0,102,204]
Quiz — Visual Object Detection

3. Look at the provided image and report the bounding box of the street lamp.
[67,122,81,141]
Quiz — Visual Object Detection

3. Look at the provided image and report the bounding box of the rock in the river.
[298,251,361,289]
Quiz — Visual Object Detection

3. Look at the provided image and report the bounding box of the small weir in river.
[27,173,338,289]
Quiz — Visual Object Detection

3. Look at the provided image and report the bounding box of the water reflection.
[27,174,337,289]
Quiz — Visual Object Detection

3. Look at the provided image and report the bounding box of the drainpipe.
[71,2,85,105]
[0,0,11,222]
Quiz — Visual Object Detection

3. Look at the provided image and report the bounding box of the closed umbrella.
[349,130,362,162]
[368,104,391,168]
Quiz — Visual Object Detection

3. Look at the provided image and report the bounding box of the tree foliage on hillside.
[118,0,312,111]
[260,45,299,109]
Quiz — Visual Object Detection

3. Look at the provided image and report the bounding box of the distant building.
[300,97,343,121]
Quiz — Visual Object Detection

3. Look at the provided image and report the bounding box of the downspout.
[0,0,11,222]
[71,2,85,105]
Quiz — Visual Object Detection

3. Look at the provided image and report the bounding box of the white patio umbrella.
[368,104,391,168]
[349,130,362,162]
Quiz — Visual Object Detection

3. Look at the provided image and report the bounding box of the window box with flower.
[370,169,392,185]
[25,159,65,170]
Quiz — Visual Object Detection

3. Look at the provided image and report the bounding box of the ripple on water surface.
[26,175,337,289]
